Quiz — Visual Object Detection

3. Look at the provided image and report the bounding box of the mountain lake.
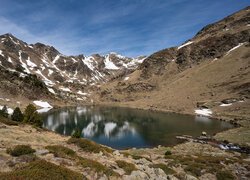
[41,106,233,149]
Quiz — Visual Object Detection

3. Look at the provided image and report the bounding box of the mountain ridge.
[0,33,146,106]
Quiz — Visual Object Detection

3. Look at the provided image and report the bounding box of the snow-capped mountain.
[0,33,146,101]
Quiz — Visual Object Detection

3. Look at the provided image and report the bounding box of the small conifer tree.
[0,105,9,118]
[24,104,43,127]
[24,104,37,123]
[11,107,24,122]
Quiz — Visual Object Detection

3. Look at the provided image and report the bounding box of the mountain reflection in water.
[42,106,232,149]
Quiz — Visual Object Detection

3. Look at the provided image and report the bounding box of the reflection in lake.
[42,106,232,149]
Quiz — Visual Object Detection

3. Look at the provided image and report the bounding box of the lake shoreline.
[1,114,249,179]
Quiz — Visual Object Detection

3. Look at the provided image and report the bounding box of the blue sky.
[0,0,249,57]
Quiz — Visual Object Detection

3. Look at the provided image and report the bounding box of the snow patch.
[226,43,244,55]
[0,50,4,57]
[82,56,95,71]
[0,105,14,115]
[0,97,10,102]
[35,69,55,86]
[195,108,212,117]
[52,55,60,64]
[26,57,37,67]
[178,41,193,49]
[7,57,13,63]
[124,77,129,81]
[37,107,52,113]
[77,91,88,96]
[76,98,84,101]
[60,87,71,92]
[104,55,119,70]
[48,69,54,76]
[48,88,56,94]
[220,103,232,107]
[33,100,52,108]
[18,51,31,74]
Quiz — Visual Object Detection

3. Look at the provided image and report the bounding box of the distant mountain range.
[0,33,145,103]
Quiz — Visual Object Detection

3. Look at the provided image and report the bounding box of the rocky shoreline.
[0,104,250,179]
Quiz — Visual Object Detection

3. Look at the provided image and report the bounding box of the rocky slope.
[97,6,250,121]
[0,117,249,180]
[0,33,145,106]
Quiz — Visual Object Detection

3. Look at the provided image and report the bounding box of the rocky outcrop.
[139,6,250,78]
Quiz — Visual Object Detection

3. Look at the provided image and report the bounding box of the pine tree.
[0,105,9,118]
[11,107,24,122]
[23,104,43,127]
[24,104,37,123]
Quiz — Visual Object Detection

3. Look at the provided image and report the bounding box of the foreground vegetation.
[0,109,249,179]
[0,159,84,180]
[0,104,42,127]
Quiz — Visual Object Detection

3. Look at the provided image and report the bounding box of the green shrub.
[46,145,77,159]
[11,107,24,122]
[78,157,119,177]
[165,150,172,156]
[24,104,43,127]
[71,128,81,138]
[216,170,235,180]
[68,138,113,153]
[45,145,118,177]
[116,160,137,175]
[7,145,35,156]
[150,163,175,175]
[0,116,18,126]
[0,105,9,118]
[24,104,36,122]
[0,159,84,180]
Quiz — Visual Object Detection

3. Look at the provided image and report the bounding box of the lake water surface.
[42,106,232,149]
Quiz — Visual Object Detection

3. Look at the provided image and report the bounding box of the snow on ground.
[7,57,13,63]
[9,36,19,45]
[18,51,31,74]
[26,57,37,67]
[52,55,60,64]
[104,55,119,70]
[178,41,193,49]
[48,88,56,94]
[35,70,55,86]
[226,43,244,55]
[0,97,10,102]
[0,105,14,114]
[82,56,95,71]
[220,103,232,107]
[124,77,129,81]
[76,97,85,101]
[48,69,54,76]
[37,107,52,113]
[71,57,77,63]
[195,108,212,117]
[77,91,89,96]
[33,100,52,108]
[60,87,71,92]
[110,52,126,59]
[0,50,4,57]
